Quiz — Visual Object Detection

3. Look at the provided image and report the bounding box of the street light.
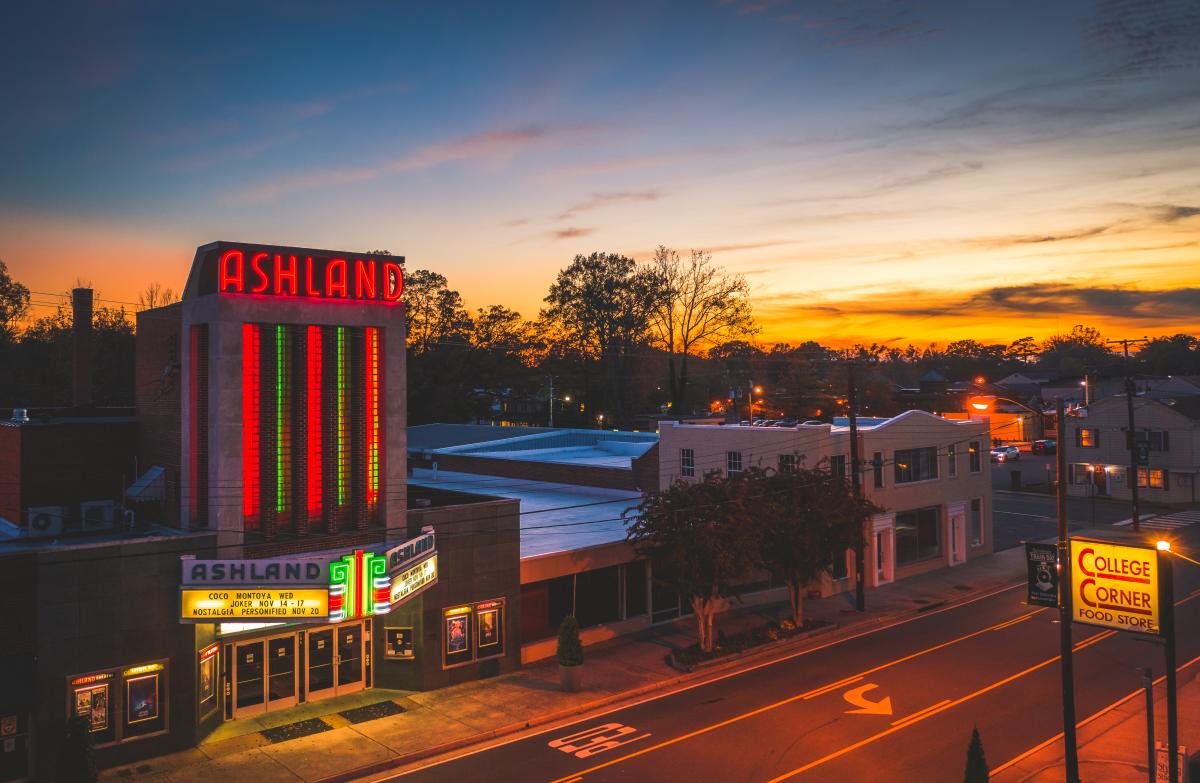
[968,394,1046,444]
[749,383,763,422]
[1157,539,1171,551]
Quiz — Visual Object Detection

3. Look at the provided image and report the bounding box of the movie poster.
[199,654,216,707]
[478,608,499,648]
[126,675,160,724]
[74,684,108,732]
[446,615,468,653]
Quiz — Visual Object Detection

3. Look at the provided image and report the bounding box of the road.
[991,491,1136,552]
[383,531,1200,783]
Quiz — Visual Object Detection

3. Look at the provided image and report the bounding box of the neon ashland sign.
[195,242,404,303]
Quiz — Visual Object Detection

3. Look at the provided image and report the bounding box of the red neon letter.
[304,256,320,296]
[355,259,376,300]
[326,258,348,298]
[383,261,404,302]
[275,254,298,295]
[219,249,244,292]
[249,252,270,293]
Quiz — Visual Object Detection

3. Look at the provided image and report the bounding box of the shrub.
[57,715,97,783]
[557,614,583,667]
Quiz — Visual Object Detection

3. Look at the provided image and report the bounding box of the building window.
[894,447,938,484]
[727,451,743,475]
[680,448,695,477]
[828,455,846,477]
[970,498,983,547]
[895,506,941,565]
[1070,464,1093,485]
[623,561,648,618]
[969,441,981,473]
[947,444,957,478]
[872,452,883,488]
[1077,428,1099,448]
[778,453,798,473]
[1138,431,1170,452]
[1136,468,1168,490]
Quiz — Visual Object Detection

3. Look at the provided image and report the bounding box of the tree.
[755,464,878,626]
[647,247,756,413]
[404,269,473,353]
[137,282,178,310]
[1005,337,1038,364]
[963,726,989,783]
[0,259,31,338]
[1136,334,1199,376]
[1039,324,1114,378]
[541,252,656,427]
[626,472,760,652]
[557,614,583,666]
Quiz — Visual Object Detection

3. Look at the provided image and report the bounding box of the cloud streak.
[556,189,660,220]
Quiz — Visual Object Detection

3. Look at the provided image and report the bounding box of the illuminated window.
[681,448,695,477]
[1136,468,1167,490]
[1077,428,1098,448]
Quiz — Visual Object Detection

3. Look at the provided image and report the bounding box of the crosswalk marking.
[1114,509,1200,530]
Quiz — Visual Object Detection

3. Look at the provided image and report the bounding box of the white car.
[990,445,1020,463]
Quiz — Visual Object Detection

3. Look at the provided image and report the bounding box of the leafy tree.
[1005,336,1039,364]
[755,464,878,626]
[647,247,756,413]
[1136,334,1199,376]
[963,726,989,783]
[404,269,473,353]
[626,472,760,652]
[1039,325,1115,378]
[0,259,30,338]
[541,252,656,427]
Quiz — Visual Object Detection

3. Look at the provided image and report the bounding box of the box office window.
[443,599,506,669]
[895,506,941,565]
[67,661,167,746]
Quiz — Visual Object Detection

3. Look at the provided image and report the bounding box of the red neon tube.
[306,325,323,525]
[241,323,260,523]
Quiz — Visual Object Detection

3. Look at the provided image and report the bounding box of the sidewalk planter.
[667,619,833,673]
[557,615,584,692]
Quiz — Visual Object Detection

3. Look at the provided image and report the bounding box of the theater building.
[0,243,521,782]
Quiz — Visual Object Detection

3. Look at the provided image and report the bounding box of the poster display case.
[442,598,506,669]
[66,660,168,746]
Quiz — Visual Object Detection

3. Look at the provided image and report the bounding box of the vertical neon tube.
[241,324,260,524]
[276,325,288,515]
[337,326,347,508]
[365,327,380,513]
[306,325,322,526]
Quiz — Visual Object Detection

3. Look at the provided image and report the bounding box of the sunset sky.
[2,0,1198,347]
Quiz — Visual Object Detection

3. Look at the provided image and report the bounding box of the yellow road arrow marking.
[842,683,893,716]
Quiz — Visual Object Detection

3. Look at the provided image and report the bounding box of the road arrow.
[842,683,893,716]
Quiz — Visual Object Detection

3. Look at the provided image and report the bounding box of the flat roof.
[413,426,658,469]
[407,423,555,452]
[409,467,640,559]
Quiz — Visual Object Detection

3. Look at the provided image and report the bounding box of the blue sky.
[2,0,1198,344]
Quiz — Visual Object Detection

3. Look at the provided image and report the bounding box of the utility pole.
[1056,397,1081,782]
[847,362,865,612]
[1161,549,1179,783]
[548,375,554,427]
[1107,337,1148,532]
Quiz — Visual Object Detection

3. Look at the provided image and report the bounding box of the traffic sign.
[1069,539,1160,635]
[1025,542,1058,608]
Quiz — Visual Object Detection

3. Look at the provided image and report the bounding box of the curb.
[666,621,838,673]
[313,575,1024,783]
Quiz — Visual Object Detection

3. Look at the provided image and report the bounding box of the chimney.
[72,287,93,407]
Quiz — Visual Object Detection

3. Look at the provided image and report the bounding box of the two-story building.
[1064,396,1200,506]
[658,410,994,593]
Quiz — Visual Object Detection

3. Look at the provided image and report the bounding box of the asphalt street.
[383,529,1200,783]
[991,490,1137,552]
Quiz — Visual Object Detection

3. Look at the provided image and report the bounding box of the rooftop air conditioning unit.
[26,506,66,537]
[80,500,117,531]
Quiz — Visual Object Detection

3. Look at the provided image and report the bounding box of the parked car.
[990,445,1021,463]
[1032,439,1057,455]
[774,418,799,427]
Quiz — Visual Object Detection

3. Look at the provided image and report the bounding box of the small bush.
[557,614,583,667]
[57,715,97,783]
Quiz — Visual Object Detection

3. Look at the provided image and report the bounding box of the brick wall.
[135,304,183,524]
[0,425,20,523]
[20,420,138,514]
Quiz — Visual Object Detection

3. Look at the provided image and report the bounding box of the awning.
[126,466,166,501]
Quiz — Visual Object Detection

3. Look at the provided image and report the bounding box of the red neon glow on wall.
[365,327,382,512]
[326,258,348,298]
[219,249,244,292]
[384,261,403,301]
[306,325,323,526]
[355,260,376,300]
[242,323,261,523]
[304,257,319,296]
[210,245,402,303]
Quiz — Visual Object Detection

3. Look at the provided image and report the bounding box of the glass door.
[233,641,266,718]
[266,635,297,709]
[336,623,365,695]
[307,629,336,701]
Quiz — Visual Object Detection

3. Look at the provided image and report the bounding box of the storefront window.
[623,561,648,619]
[895,506,941,565]
[576,566,620,628]
[67,660,167,746]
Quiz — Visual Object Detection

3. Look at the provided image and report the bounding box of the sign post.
[1056,396,1081,783]
[1160,549,1179,783]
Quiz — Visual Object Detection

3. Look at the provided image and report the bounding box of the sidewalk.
[99,540,1075,783]
[993,661,1200,782]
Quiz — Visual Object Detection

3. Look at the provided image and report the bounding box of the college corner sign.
[1070,539,1160,635]
[178,531,438,624]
